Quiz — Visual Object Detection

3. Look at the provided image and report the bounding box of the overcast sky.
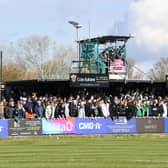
[0,0,168,73]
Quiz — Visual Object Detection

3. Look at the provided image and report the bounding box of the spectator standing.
[24,97,35,119]
[4,98,15,119]
[109,97,120,120]
[162,100,167,117]
[34,100,44,118]
[13,100,25,120]
[78,99,85,118]
[85,99,92,117]
[45,101,53,120]
[64,99,69,118]
[125,100,136,120]
[69,99,78,117]
[101,99,110,118]
[0,101,4,119]
[135,100,143,117]
[59,100,66,119]
[158,100,164,117]
[150,100,159,117]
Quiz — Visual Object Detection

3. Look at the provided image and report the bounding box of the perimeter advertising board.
[8,119,41,136]
[105,117,136,134]
[136,118,164,133]
[0,120,8,137]
[42,118,75,134]
[75,117,136,134]
[164,118,168,133]
[75,118,109,134]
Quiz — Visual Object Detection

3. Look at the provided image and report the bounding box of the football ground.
[0,134,168,168]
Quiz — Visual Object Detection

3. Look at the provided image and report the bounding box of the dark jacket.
[4,106,15,119]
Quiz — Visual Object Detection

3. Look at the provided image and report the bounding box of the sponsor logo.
[79,122,102,130]
[43,119,74,133]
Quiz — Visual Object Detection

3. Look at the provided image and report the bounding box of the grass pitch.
[0,134,168,168]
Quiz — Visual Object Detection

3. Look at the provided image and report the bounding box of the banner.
[0,120,8,137]
[105,117,136,134]
[164,118,168,133]
[70,73,109,87]
[75,117,136,134]
[42,118,75,134]
[75,118,109,134]
[136,118,164,133]
[8,119,41,136]
[109,59,126,73]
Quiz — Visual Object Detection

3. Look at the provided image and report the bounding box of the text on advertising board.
[42,118,75,134]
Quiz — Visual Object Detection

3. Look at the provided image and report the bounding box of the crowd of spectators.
[101,45,125,63]
[0,89,167,121]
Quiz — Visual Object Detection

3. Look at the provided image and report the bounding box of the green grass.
[0,134,168,168]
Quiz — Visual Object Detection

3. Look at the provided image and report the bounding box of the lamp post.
[68,21,82,61]
[0,51,2,101]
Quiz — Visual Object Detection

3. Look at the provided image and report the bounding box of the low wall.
[0,117,167,137]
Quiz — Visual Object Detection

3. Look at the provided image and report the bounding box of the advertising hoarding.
[8,119,41,136]
[70,73,109,87]
[106,117,136,134]
[0,120,8,137]
[136,118,164,133]
[75,118,109,134]
[75,117,136,134]
[164,118,168,133]
[109,59,126,73]
[42,118,75,134]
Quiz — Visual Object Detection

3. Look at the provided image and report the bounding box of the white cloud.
[129,0,168,53]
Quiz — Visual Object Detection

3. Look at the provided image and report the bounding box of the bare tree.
[16,35,51,79]
[2,35,76,81]
[148,56,168,81]
[43,46,75,79]
[127,57,135,79]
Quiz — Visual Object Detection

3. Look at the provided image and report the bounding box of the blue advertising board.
[0,119,8,137]
[164,118,168,133]
[106,117,136,134]
[75,118,109,134]
[75,117,136,134]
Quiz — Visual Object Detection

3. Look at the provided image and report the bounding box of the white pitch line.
[130,159,168,163]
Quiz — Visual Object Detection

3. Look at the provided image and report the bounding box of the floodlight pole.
[0,51,2,101]
[68,21,82,61]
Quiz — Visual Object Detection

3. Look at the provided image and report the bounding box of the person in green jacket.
[135,100,143,117]
[142,100,150,117]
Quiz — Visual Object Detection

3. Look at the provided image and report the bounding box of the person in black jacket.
[150,100,159,117]
[158,100,164,117]
[125,100,136,120]
[85,100,92,117]
[109,97,121,120]
[59,100,66,119]
[54,101,60,119]
[4,99,15,119]
[69,100,78,117]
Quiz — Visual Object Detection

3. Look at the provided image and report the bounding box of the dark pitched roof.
[78,35,132,44]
